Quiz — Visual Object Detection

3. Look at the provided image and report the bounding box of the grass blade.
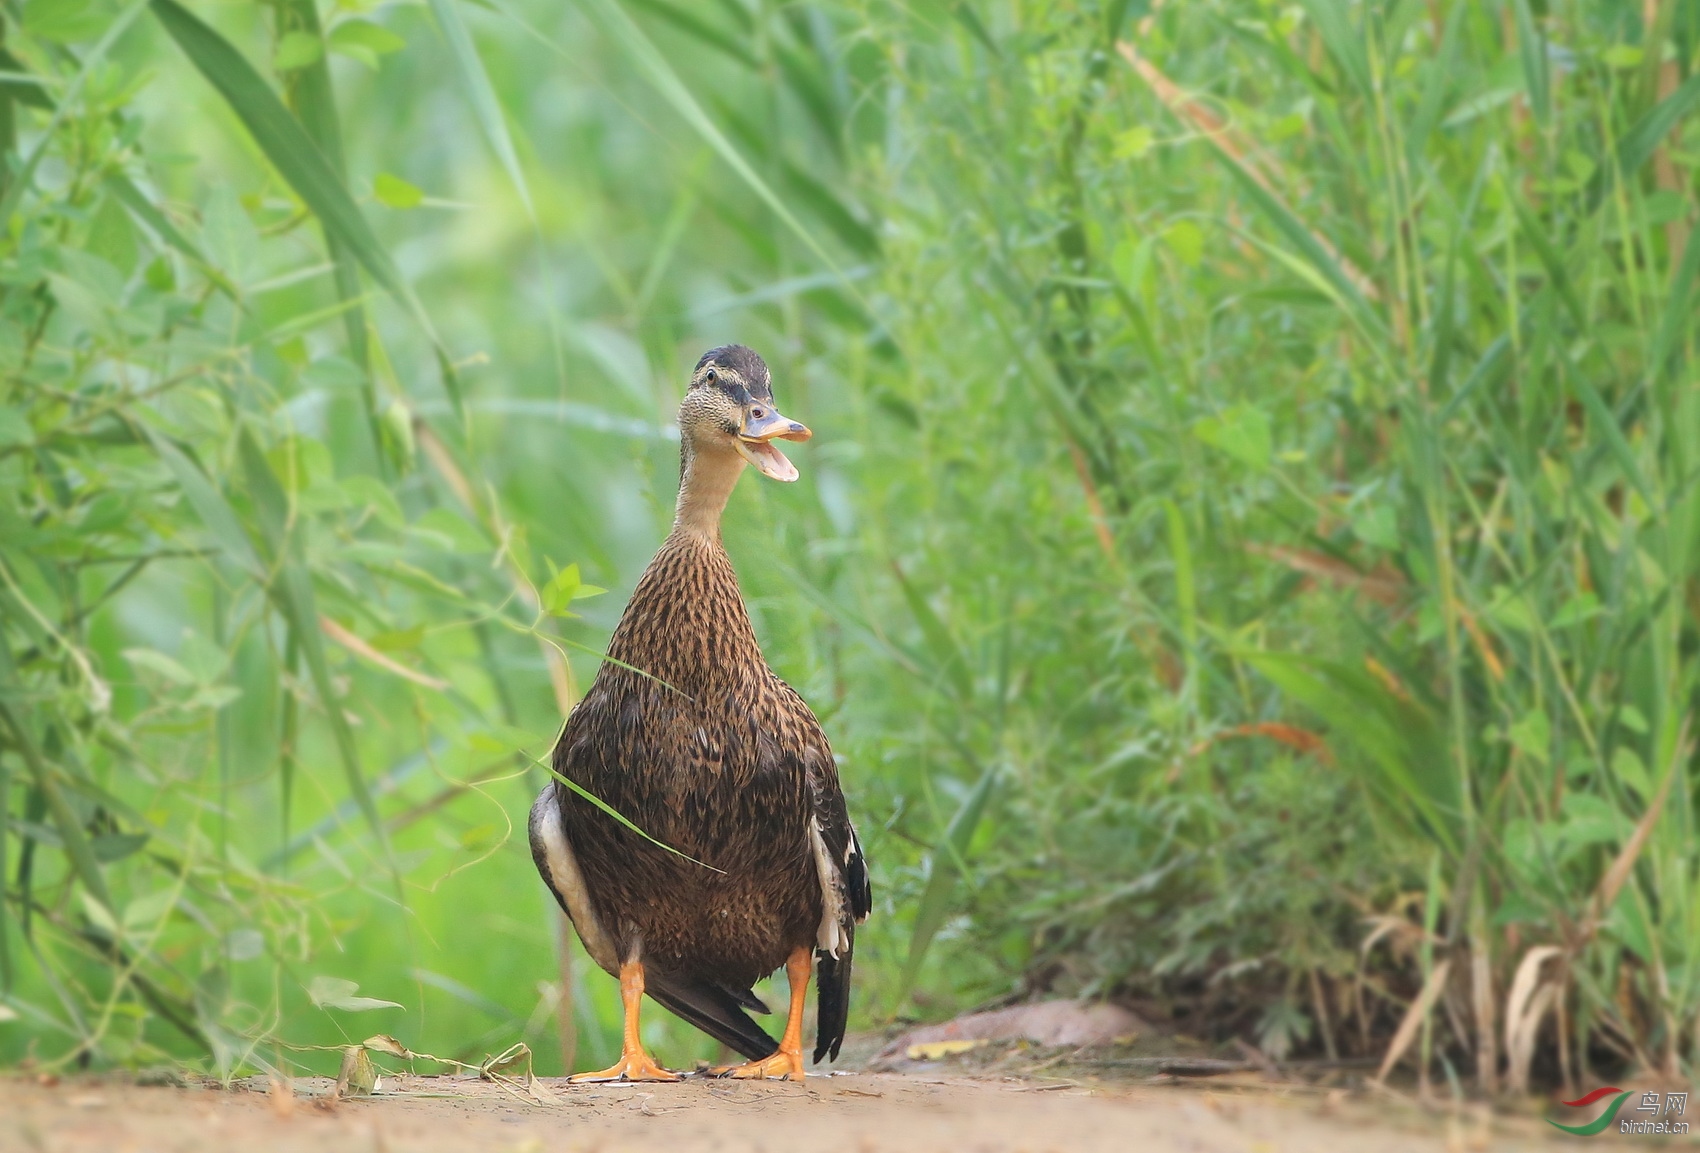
[0,704,112,912]
[149,0,463,423]
[143,430,262,577]
[898,762,999,1004]
[1296,0,1369,96]
[277,0,377,447]
[1511,0,1549,127]
[427,0,533,218]
[564,0,866,307]
[234,429,389,854]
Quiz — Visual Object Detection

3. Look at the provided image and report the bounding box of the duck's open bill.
[736,406,811,481]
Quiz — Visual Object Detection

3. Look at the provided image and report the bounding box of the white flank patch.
[809,817,848,958]
[531,788,619,974]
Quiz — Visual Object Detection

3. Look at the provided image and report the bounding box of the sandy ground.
[0,1067,1601,1153]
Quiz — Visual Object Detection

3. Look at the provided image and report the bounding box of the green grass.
[2,0,1699,1096]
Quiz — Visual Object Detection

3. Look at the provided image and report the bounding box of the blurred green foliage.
[2,0,1699,1094]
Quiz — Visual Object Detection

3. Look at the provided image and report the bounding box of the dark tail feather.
[645,969,778,1062]
[813,934,854,1063]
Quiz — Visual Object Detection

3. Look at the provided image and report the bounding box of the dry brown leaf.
[1244,544,1405,605]
[1375,957,1451,1084]
[906,1039,987,1060]
[1578,719,1687,945]
[1502,945,1563,1096]
[1455,606,1505,682]
[1360,914,1436,962]
[361,1035,415,1059]
[336,1045,378,1098]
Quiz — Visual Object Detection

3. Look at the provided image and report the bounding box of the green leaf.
[1507,708,1550,765]
[80,892,120,937]
[373,171,424,209]
[25,0,109,43]
[89,832,149,862]
[1112,124,1154,160]
[1611,746,1651,801]
[1194,404,1272,471]
[1352,504,1400,551]
[1602,44,1643,70]
[273,30,323,71]
[1163,219,1203,267]
[1550,592,1603,629]
[122,647,197,685]
[122,887,177,931]
[144,429,263,577]
[328,19,405,70]
[0,407,34,448]
[308,976,402,1012]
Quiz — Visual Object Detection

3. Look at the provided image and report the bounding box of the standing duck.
[529,345,871,1082]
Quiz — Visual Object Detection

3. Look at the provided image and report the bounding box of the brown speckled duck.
[529,345,871,1082]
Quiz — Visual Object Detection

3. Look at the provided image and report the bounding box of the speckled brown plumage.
[530,345,869,1069]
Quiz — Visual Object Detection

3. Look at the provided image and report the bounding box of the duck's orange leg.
[570,958,680,1082]
[714,946,810,1081]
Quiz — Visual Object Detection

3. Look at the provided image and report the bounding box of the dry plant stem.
[555,910,577,1074]
[1470,915,1497,1095]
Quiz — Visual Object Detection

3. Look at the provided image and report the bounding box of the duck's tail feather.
[644,969,778,1062]
[813,931,854,1063]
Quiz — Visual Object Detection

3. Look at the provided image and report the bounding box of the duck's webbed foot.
[570,1050,681,1083]
[710,1047,804,1081]
[710,946,812,1083]
[569,957,681,1083]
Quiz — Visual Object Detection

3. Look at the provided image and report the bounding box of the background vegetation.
[3,0,1699,1099]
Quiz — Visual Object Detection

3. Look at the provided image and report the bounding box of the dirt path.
[2,1068,1595,1153]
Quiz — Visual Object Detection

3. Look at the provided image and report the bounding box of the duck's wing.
[780,685,872,1064]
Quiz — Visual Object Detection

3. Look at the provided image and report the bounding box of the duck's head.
[679,345,811,483]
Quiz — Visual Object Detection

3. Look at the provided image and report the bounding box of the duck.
[529,345,871,1082]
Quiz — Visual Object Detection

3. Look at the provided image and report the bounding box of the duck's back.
[550,533,825,985]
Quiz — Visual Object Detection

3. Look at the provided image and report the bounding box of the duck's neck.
[671,441,745,544]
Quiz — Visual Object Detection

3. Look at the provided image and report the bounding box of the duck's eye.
[705,369,718,383]
[751,407,766,419]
